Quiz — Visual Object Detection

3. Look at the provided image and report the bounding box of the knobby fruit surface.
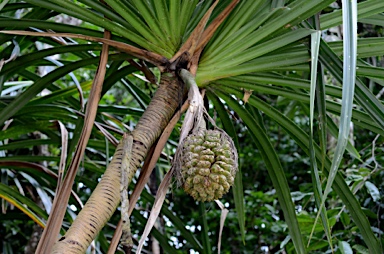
[180,129,237,201]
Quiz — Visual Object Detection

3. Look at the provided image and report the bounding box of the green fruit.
[180,129,237,202]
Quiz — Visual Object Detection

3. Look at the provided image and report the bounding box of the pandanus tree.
[1,0,384,253]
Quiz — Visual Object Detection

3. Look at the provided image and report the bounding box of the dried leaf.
[242,89,253,104]
[170,0,219,65]
[129,59,157,85]
[196,0,240,53]
[215,200,229,254]
[136,167,174,254]
[36,30,111,254]
[178,69,205,142]
[190,0,240,75]
[55,120,68,193]
[107,101,189,253]
[0,30,169,68]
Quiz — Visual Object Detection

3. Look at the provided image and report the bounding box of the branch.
[0,30,169,68]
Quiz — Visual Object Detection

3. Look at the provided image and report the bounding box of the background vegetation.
[0,0,383,253]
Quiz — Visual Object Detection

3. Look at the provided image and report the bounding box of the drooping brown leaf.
[108,220,122,254]
[136,166,174,254]
[75,111,122,145]
[129,100,189,212]
[94,121,120,146]
[196,0,240,53]
[128,59,157,85]
[0,161,57,179]
[215,200,229,254]
[0,30,169,68]
[134,72,208,253]
[36,30,111,254]
[190,0,240,75]
[107,101,189,253]
[169,0,219,65]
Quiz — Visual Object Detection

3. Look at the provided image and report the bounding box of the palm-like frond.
[1,0,383,253]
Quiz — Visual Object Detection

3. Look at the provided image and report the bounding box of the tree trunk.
[52,73,182,253]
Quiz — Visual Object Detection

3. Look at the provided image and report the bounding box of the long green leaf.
[201,0,334,70]
[152,0,173,46]
[227,73,342,98]
[315,77,329,160]
[0,3,34,13]
[314,1,358,244]
[201,28,313,72]
[1,44,101,76]
[0,54,127,124]
[204,0,268,56]
[0,182,48,226]
[75,0,135,30]
[24,0,168,55]
[16,69,83,111]
[329,37,384,59]
[313,11,330,174]
[309,32,321,156]
[0,18,105,38]
[169,0,181,46]
[197,50,310,84]
[102,65,150,109]
[202,0,273,62]
[103,0,172,55]
[320,0,384,30]
[0,121,56,141]
[0,139,57,151]
[308,31,333,250]
[178,0,200,43]
[356,64,384,79]
[0,0,11,11]
[318,32,384,133]
[29,81,92,106]
[212,89,307,254]
[184,0,212,38]
[325,115,360,160]
[219,86,381,254]
[207,92,245,244]
[130,0,166,45]
[216,81,384,135]
[200,203,212,254]
[359,13,384,26]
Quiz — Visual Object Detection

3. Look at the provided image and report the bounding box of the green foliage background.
[0,0,383,253]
